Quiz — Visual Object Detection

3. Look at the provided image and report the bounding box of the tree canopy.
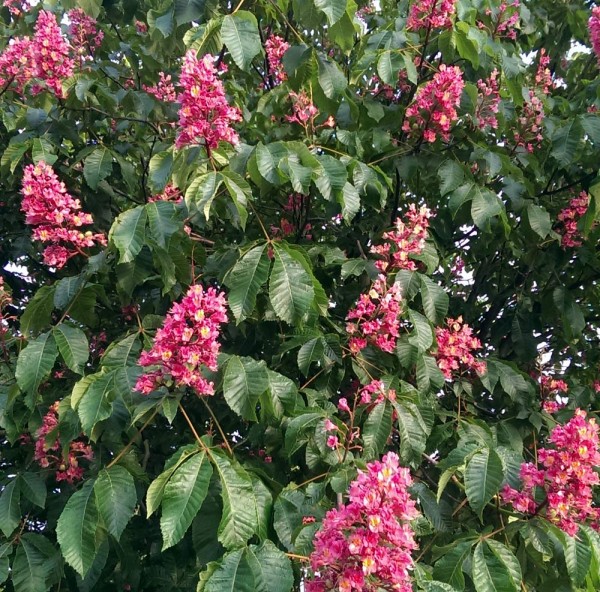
[1,0,600,590]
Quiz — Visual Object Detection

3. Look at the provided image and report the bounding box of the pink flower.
[327,435,340,449]
[144,72,177,102]
[307,452,420,592]
[502,409,600,536]
[286,91,319,127]
[176,51,242,151]
[589,6,600,65]
[21,161,106,268]
[556,192,589,249]
[2,0,30,17]
[264,34,289,87]
[475,69,500,131]
[135,284,228,397]
[435,316,486,379]
[477,0,520,41]
[403,65,464,143]
[67,8,103,57]
[406,0,457,31]
[324,419,337,431]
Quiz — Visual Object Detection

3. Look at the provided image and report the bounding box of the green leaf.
[551,119,582,167]
[83,147,113,190]
[31,138,57,166]
[19,473,46,508]
[20,285,55,336]
[438,160,465,196]
[56,480,100,578]
[314,154,347,200]
[109,206,148,264]
[223,355,269,421]
[220,170,250,229]
[393,401,429,464]
[148,151,173,193]
[408,309,433,352]
[472,540,522,592]
[15,332,58,408]
[338,182,360,221]
[174,0,206,25]
[471,187,503,229]
[263,370,299,418]
[419,275,449,325]
[225,244,271,323]
[185,172,223,219]
[363,400,393,458]
[433,541,473,589]
[0,479,20,537]
[221,11,261,71]
[94,466,136,540]
[255,142,288,185]
[377,50,403,85]
[204,549,255,592]
[465,448,504,518]
[212,450,259,549]
[297,337,324,376]
[565,529,592,586]
[317,54,347,99]
[54,324,89,374]
[269,243,314,324]
[161,450,212,550]
[146,200,181,248]
[527,204,552,239]
[314,0,346,24]
[76,371,115,436]
[12,534,58,592]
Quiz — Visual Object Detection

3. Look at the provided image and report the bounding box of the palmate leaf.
[54,324,89,374]
[160,450,212,550]
[211,450,259,549]
[20,285,55,335]
[12,533,60,592]
[56,480,100,578]
[94,466,136,540]
[223,355,269,420]
[465,448,504,518]
[472,540,522,592]
[75,370,115,437]
[109,206,147,264]
[225,244,271,322]
[0,479,20,537]
[83,147,112,190]
[269,243,314,324]
[221,11,261,71]
[314,0,347,25]
[362,400,393,459]
[15,332,58,409]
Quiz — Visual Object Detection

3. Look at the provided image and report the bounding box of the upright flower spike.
[557,191,589,249]
[434,316,486,379]
[135,285,228,397]
[176,50,242,151]
[589,6,600,64]
[21,161,106,268]
[406,0,458,31]
[403,65,465,143]
[306,452,420,592]
[264,34,289,86]
[502,409,600,536]
[67,8,103,57]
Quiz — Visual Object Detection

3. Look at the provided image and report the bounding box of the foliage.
[1,0,600,590]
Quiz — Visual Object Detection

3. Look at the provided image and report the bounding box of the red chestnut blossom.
[264,34,289,87]
[539,375,568,414]
[358,380,396,405]
[176,51,242,152]
[556,191,589,249]
[478,0,520,41]
[270,193,312,240]
[67,8,103,57]
[435,316,486,379]
[474,69,500,130]
[144,72,177,102]
[3,0,30,17]
[21,161,107,268]
[403,65,464,143]
[589,6,600,64]
[286,90,319,129]
[148,183,182,203]
[306,452,420,592]
[406,0,457,31]
[31,10,74,98]
[135,20,148,34]
[346,276,403,354]
[135,284,228,397]
[502,409,600,536]
[34,402,94,484]
[0,37,34,94]
[370,205,433,272]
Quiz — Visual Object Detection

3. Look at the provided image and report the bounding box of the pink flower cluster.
[539,375,568,414]
[502,409,600,536]
[67,8,103,56]
[306,452,420,592]
[370,205,432,272]
[475,69,500,130]
[135,285,228,397]
[478,1,520,41]
[176,51,242,151]
[368,71,411,104]
[265,35,289,87]
[406,0,457,31]
[589,6,600,64]
[286,90,319,127]
[357,380,397,406]
[34,402,94,484]
[144,72,177,102]
[557,191,589,249]
[346,276,403,355]
[434,316,486,379]
[148,183,182,203]
[21,161,107,268]
[3,0,30,17]
[403,65,465,143]
[0,10,74,98]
